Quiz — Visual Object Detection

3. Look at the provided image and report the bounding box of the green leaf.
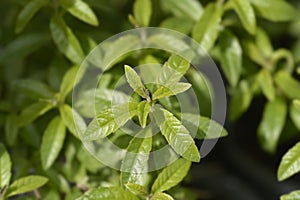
[83,103,137,141]
[160,17,194,35]
[158,55,190,85]
[59,104,87,138]
[278,142,300,181]
[0,143,12,189]
[152,83,191,100]
[125,183,148,196]
[290,101,300,131]
[133,0,152,27]
[151,192,174,200]
[192,3,222,51]
[137,101,151,128]
[76,187,139,200]
[256,28,273,58]
[257,69,275,101]
[250,0,296,22]
[60,0,99,26]
[0,33,50,65]
[151,158,191,193]
[60,65,80,101]
[230,0,256,34]
[293,100,300,111]
[15,0,46,33]
[5,114,18,146]
[219,30,242,87]
[41,116,66,170]
[121,128,152,185]
[50,16,84,64]
[274,71,300,100]
[18,102,53,127]
[13,79,55,100]
[229,80,253,121]
[181,113,228,139]
[281,190,300,200]
[258,97,287,153]
[124,65,148,98]
[159,109,200,162]
[160,0,203,21]
[5,175,48,197]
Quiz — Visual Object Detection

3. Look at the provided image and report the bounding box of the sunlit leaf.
[125,183,148,196]
[257,69,275,101]
[151,192,174,200]
[274,71,300,100]
[133,0,152,27]
[124,65,148,98]
[137,101,151,128]
[280,190,300,200]
[76,187,139,200]
[152,82,191,100]
[0,143,12,189]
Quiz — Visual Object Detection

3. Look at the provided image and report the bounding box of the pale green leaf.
[151,192,174,200]
[137,101,151,128]
[15,0,46,33]
[278,142,300,181]
[229,80,253,121]
[152,83,191,100]
[18,102,53,127]
[192,3,222,51]
[256,28,273,58]
[257,69,275,101]
[151,158,191,193]
[250,0,296,22]
[0,143,12,189]
[5,176,48,197]
[231,0,256,34]
[219,30,242,87]
[76,187,139,200]
[125,183,148,196]
[83,103,137,141]
[274,71,300,100]
[60,65,80,101]
[160,0,203,21]
[59,104,87,138]
[60,0,99,26]
[290,102,300,130]
[181,113,228,139]
[5,114,18,146]
[258,97,287,153]
[50,16,84,64]
[41,116,66,170]
[13,79,55,100]
[121,128,152,185]
[158,55,190,85]
[293,100,300,111]
[124,65,148,98]
[160,109,200,162]
[281,190,300,200]
[133,0,152,27]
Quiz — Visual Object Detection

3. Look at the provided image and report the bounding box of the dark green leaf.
[60,0,99,26]
[137,101,151,128]
[50,16,84,64]
[121,128,152,185]
[18,102,53,127]
[278,142,300,181]
[159,109,200,162]
[124,65,148,98]
[59,104,87,138]
[41,116,66,170]
[274,71,300,100]
[281,190,300,200]
[76,187,139,200]
[231,0,256,34]
[258,97,287,153]
[0,143,12,189]
[152,83,191,100]
[192,3,222,51]
[5,176,48,197]
[13,79,55,100]
[133,0,152,27]
[219,30,242,87]
[15,0,46,33]
[5,114,18,146]
[257,69,275,101]
[181,113,228,139]
[151,158,191,193]
[250,0,296,22]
